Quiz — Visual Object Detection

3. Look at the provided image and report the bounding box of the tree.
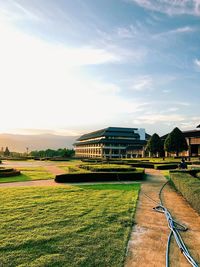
[4,147,10,157]
[30,148,75,158]
[146,133,163,157]
[164,127,188,156]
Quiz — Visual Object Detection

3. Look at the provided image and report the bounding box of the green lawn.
[0,167,54,183]
[161,170,170,180]
[56,160,88,173]
[0,184,140,267]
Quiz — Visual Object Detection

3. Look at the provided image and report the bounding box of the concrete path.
[125,169,200,267]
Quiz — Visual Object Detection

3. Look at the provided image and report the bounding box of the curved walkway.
[125,169,200,267]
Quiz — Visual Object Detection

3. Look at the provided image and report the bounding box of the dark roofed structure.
[74,127,148,158]
[161,127,200,157]
[77,127,139,141]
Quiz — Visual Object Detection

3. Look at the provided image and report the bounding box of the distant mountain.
[0,133,79,152]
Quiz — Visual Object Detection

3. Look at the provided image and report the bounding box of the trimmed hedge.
[191,161,200,165]
[170,169,200,176]
[0,168,15,173]
[55,170,145,183]
[0,168,21,177]
[50,158,70,161]
[79,164,135,172]
[154,164,178,170]
[129,163,155,168]
[170,171,200,214]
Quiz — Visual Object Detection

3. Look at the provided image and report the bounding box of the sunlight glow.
[0,21,129,133]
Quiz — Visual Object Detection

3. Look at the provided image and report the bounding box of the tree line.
[0,147,75,158]
[30,148,75,158]
[146,127,188,157]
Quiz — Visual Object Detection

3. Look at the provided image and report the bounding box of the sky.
[0,0,200,137]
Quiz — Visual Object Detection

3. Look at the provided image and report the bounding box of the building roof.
[161,129,200,140]
[77,127,139,141]
[145,133,151,140]
[183,129,200,138]
[74,138,147,146]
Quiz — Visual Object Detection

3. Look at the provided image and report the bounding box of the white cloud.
[0,0,41,22]
[194,58,200,67]
[117,25,137,38]
[167,107,179,112]
[130,75,153,91]
[137,114,185,124]
[129,0,200,16]
[154,26,196,38]
[163,89,171,94]
[0,21,148,133]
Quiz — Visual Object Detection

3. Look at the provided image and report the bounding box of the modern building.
[74,127,149,158]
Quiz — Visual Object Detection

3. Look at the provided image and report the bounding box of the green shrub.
[196,172,200,179]
[0,168,15,173]
[170,171,200,214]
[154,164,178,170]
[55,170,145,183]
[0,168,21,177]
[170,169,200,176]
[129,163,155,168]
[191,161,200,165]
[79,164,135,172]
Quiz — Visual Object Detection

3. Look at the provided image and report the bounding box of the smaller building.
[74,127,149,159]
[184,129,200,156]
[162,126,200,157]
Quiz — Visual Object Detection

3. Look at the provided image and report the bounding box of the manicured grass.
[0,167,54,183]
[78,183,140,191]
[0,184,140,267]
[161,170,170,180]
[56,160,88,173]
[170,171,200,214]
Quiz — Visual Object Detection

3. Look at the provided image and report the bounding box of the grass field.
[0,167,54,183]
[57,160,90,173]
[161,170,170,180]
[0,183,139,267]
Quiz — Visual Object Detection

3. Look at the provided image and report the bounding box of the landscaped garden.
[0,183,140,267]
[0,166,54,183]
[169,169,200,214]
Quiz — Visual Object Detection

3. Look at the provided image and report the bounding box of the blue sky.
[0,0,199,136]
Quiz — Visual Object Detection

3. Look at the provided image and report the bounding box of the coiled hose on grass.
[153,181,199,267]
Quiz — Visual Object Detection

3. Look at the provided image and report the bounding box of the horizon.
[0,0,200,136]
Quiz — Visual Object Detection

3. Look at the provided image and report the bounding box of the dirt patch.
[125,169,200,267]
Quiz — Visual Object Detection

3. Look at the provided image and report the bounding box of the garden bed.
[169,170,200,214]
[0,168,21,177]
[55,169,145,183]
